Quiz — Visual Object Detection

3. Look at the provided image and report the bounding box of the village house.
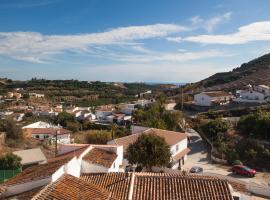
[108,127,190,170]
[29,93,45,98]
[22,121,71,144]
[134,99,154,107]
[118,103,136,115]
[234,84,270,103]
[194,91,233,106]
[0,144,124,199]
[95,105,114,121]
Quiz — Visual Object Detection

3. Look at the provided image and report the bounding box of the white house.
[29,93,45,98]
[22,121,70,144]
[95,107,114,121]
[134,99,154,107]
[108,127,189,170]
[119,103,136,115]
[234,84,270,103]
[254,85,270,97]
[194,91,232,106]
[0,143,124,199]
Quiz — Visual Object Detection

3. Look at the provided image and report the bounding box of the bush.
[85,130,111,144]
[0,153,22,170]
[200,118,229,141]
[238,110,270,140]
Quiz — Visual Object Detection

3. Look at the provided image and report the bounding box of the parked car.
[232,165,256,177]
[190,166,203,173]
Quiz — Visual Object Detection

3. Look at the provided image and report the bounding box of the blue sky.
[0,0,270,82]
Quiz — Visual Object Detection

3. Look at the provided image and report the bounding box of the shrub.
[0,153,22,170]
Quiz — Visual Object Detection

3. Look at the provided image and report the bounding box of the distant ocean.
[144,82,187,86]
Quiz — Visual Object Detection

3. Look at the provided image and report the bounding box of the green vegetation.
[200,118,229,141]
[0,119,22,140]
[238,110,270,140]
[3,78,158,106]
[127,134,171,171]
[0,153,22,170]
[133,95,183,131]
[198,111,270,168]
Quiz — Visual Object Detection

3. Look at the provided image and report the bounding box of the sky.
[0,0,270,83]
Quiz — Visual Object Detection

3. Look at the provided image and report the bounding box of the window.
[176,144,179,152]
[35,135,39,139]
[113,163,115,168]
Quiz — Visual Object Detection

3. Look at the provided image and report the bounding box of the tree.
[127,134,171,171]
[200,118,229,141]
[0,119,22,140]
[55,112,75,127]
[0,153,22,170]
[238,110,270,140]
[66,120,81,133]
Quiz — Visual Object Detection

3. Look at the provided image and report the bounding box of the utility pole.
[55,125,60,157]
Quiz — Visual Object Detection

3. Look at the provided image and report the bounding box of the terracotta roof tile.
[32,174,111,200]
[48,145,89,162]
[111,128,187,152]
[5,186,43,200]
[81,173,233,200]
[31,128,71,135]
[83,148,117,168]
[81,173,131,200]
[132,175,233,200]
[2,158,70,186]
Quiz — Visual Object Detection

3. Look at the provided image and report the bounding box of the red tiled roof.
[31,128,71,135]
[111,128,187,152]
[81,173,131,200]
[5,186,43,200]
[48,145,89,162]
[83,148,117,168]
[81,173,233,200]
[32,174,111,200]
[2,158,70,186]
[132,174,233,200]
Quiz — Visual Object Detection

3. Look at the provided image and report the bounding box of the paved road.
[183,128,270,188]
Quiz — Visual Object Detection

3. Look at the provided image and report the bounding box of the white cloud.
[184,21,270,44]
[190,12,232,33]
[92,48,229,63]
[166,12,232,43]
[0,24,188,63]
[204,12,232,32]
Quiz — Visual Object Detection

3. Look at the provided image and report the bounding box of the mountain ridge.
[186,53,270,93]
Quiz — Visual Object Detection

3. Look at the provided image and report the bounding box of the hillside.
[0,79,159,106]
[186,53,270,93]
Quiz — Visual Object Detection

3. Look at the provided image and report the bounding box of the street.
[183,128,270,188]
